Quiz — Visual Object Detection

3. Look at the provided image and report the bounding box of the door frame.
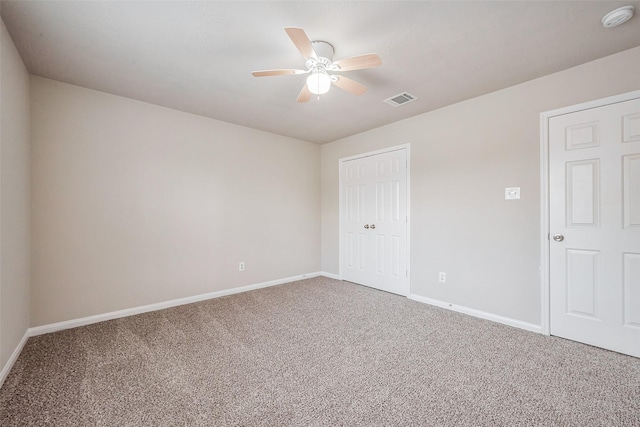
[338,143,411,297]
[539,89,640,335]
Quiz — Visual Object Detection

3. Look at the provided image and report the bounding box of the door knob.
[553,234,564,242]
[370,224,376,229]
[364,224,369,229]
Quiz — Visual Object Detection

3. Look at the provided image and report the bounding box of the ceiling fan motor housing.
[309,40,335,66]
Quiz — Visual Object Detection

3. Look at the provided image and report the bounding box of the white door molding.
[539,89,640,336]
[339,143,411,296]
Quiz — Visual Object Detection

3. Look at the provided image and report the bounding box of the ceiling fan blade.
[252,69,307,77]
[332,75,368,96]
[297,84,312,103]
[333,53,381,71]
[285,27,317,60]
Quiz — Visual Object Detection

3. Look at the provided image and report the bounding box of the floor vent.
[384,92,417,107]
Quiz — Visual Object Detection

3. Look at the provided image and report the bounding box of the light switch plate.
[505,187,520,200]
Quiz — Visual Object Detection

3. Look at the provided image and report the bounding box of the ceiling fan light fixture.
[252,27,380,102]
[307,68,332,95]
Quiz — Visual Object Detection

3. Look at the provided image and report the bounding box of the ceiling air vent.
[384,92,417,107]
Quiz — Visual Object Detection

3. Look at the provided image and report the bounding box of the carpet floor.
[1,276,638,426]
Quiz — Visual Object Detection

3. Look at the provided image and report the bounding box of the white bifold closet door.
[340,148,408,296]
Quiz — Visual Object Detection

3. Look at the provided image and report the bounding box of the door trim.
[539,89,640,336]
[338,143,411,297]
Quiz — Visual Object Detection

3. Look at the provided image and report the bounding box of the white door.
[549,97,640,357]
[340,148,408,296]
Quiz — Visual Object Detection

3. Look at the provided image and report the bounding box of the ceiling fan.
[252,27,382,102]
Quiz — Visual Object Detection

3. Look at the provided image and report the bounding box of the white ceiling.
[2,1,639,144]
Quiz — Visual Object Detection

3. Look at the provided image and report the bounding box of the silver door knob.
[364,224,369,229]
[370,224,376,229]
[553,234,564,242]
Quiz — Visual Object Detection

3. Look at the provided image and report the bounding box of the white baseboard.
[0,330,30,389]
[408,294,542,334]
[320,271,341,280]
[29,272,323,337]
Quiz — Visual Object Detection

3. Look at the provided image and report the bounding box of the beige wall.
[31,77,320,326]
[11,39,640,335]
[321,47,640,325]
[0,20,30,369]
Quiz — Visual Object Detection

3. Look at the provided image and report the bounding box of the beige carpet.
[1,276,638,426]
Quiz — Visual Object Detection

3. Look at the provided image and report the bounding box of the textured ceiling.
[2,1,639,144]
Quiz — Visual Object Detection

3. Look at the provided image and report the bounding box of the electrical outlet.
[239,262,245,272]
[439,272,446,283]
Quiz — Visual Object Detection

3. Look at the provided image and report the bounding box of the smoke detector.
[602,5,634,28]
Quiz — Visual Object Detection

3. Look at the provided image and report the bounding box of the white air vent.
[384,92,417,107]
